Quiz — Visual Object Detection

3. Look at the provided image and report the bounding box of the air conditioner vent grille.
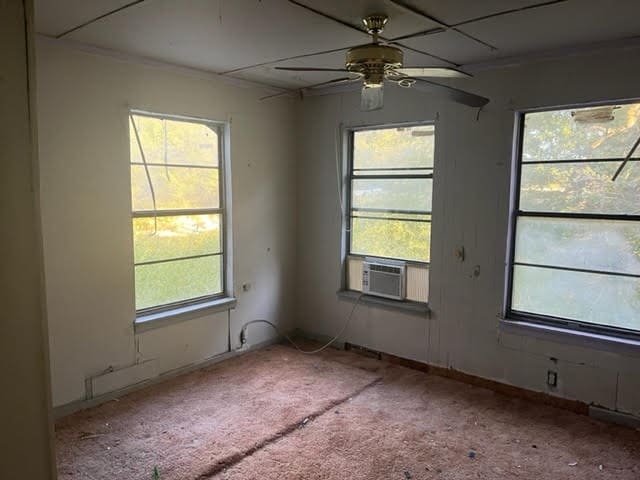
[369,264,402,274]
[362,260,406,300]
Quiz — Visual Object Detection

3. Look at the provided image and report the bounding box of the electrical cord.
[239,293,364,354]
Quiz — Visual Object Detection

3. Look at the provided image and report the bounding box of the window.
[345,124,434,302]
[129,112,228,314]
[508,102,640,337]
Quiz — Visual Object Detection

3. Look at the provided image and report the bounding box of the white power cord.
[239,293,363,354]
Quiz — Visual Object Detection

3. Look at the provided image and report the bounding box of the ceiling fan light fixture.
[362,68,385,88]
[364,78,384,88]
[361,84,384,111]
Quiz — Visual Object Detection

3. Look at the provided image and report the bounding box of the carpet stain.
[197,377,382,479]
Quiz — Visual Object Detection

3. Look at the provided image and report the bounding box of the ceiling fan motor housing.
[345,44,403,86]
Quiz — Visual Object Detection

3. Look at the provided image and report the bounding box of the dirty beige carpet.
[55,345,381,479]
[56,344,640,480]
[213,364,640,479]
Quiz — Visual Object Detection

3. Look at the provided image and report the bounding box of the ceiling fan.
[273,14,489,111]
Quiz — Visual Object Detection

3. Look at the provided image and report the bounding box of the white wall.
[0,1,55,477]
[295,47,640,417]
[37,34,640,418]
[37,40,297,407]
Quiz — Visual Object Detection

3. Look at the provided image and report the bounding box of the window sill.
[135,297,237,333]
[499,318,640,356]
[337,290,429,316]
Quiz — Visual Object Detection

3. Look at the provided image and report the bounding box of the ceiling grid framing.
[223,0,574,82]
[35,0,640,90]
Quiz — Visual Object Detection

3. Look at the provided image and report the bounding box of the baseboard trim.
[53,337,280,419]
[55,334,640,429]
[589,406,640,429]
[341,341,589,416]
[293,329,347,351]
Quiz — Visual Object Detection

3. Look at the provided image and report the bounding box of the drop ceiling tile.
[401,30,498,65]
[460,0,640,57]
[64,0,369,73]
[400,46,453,67]
[399,0,546,26]
[35,0,134,36]
[294,0,442,39]
[231,50,351,89]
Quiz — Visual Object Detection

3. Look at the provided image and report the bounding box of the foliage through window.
[509,102,640,336]
[129,112,226,313]
[348,125,434,263]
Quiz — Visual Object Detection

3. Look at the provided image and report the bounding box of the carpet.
[56,343,640,479]
[212,361,640,480]
[55,344,382,479]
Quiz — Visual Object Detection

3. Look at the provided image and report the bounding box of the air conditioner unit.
[362,258,406,300]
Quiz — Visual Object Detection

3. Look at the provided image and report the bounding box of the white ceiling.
[35,0,640,91]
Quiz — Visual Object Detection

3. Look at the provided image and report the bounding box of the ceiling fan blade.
[361,85,384,111]
[275,67,351,72]
[408,78,489,108]
[393,67,471,78]
[306,76,362,90]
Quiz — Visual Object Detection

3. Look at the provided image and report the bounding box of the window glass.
[512,265,640,331]
[348,125,434,266]
[130,116,219,166]
[135,256,223,310]
[520,162,640,214]
[131,165,220,211]
[511,102,640,334]
[353,126,434,172]
[351,217,431,262]
[522,103,640,161]
[514,217,640,276]
[130,113,225,312]
[133,214,222,264]
[352,178,432,212]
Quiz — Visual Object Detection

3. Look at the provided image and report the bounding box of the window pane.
[134,214,221,264]
[353,126,434,171]
[354,169,432,176]
[515,217,640,275]
[352,178,432,212]
[511,265,640,331]
[519,162,640,214]
[353,211,431,222]
[130,115,219,166]
[522,103,640,161]
[131,165,219,211]
[135,255,222,310]
[351,216,430,262]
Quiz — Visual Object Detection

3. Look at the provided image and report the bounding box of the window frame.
[129,109,231,317]
[343,121,434,284]
[505,101,640,341]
